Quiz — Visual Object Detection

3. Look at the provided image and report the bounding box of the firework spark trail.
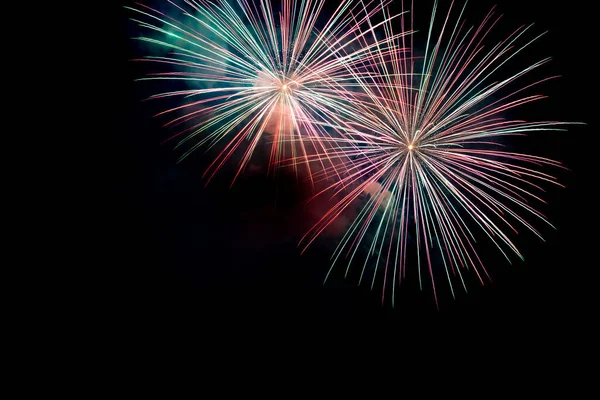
[297,0,582,308]
[127,0,411,185]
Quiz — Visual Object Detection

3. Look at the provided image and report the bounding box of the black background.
[104,0,593,342]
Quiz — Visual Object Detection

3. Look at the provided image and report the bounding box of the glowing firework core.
[278,78,297,93]
[408,144,414,151]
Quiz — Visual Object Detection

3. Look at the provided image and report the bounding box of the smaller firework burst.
[127,0,410,184]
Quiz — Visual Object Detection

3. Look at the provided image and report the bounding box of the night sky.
[106,0,593,338]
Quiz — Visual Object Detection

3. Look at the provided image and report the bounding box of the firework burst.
[298,0,581,307]
[127,0,410,184]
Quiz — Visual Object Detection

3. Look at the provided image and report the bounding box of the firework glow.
[128,0,581,309]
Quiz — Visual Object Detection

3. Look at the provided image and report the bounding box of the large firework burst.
[298,0,580,307]
[127,0,409,184]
